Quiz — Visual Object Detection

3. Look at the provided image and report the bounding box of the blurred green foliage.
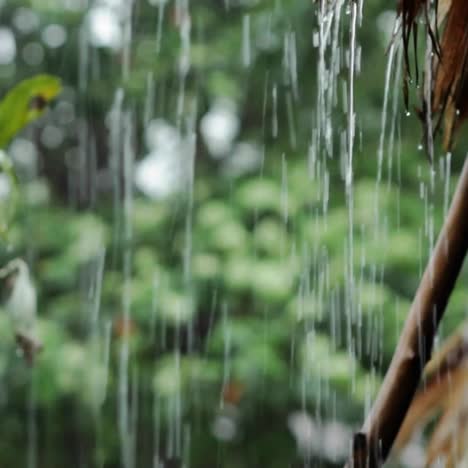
[0,0,467,467]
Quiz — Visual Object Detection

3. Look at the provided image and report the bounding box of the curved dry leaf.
[432,0,468,109]
[393,364,467,450]
[394,324,468,453]
[424,324,468,378]
[398,0,439,89]
[444,424,468,468]
[397,0,468,151]
[425,378,468,467]
[430,0,468,150]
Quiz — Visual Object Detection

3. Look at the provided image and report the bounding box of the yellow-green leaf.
[0,74,62,149]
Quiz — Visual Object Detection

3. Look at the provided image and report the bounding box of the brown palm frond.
[398,0,440,109]
[398,0,425,78]
[393,353,468,450]
[424,324,468,378]
[443,422,468,468]
[399,0,468,152]
[425,379,468,467]
[431,0,468,150]
[393,324,468,463]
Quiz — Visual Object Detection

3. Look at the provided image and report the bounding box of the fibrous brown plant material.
[425,388,468,467]
[393,364,467,450]
[400,0,468,151]
[431,0,468,150]
[397,0,439,110]
[423,322,468,377]
[398,0,431,69]
[393,324,468,466]
[394,336,468,446]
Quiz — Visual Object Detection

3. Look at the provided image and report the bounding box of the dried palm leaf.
[444,422,468,468]
[398,0,440,108]
[398,0,468,152]
[431,0,468,150]
[424,324,468,377]
[393,359,468,450]
[393,324,468,461]
[425,380,468,467]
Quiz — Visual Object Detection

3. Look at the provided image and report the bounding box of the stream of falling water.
[345,1,358,388]
[311,0,364,396]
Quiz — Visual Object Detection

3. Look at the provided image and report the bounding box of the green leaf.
[0,75,62,149]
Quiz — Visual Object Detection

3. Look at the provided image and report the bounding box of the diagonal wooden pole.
[346,156,468,467]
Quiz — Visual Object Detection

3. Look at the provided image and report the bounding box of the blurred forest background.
[0,0,467,467]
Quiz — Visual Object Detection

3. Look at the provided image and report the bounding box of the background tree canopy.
[0,0,466,467]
